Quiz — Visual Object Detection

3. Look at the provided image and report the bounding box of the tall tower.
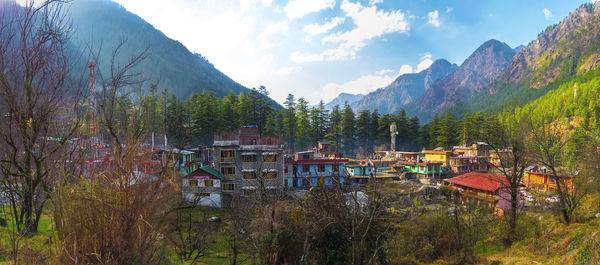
[390,122,398,152]
[88,62,97,143]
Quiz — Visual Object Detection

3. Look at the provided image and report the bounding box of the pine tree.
[341,103,356,155]
[295,98,311,150]
[370,109,380,149]
[283,94,297,152]
[356,110,371,154]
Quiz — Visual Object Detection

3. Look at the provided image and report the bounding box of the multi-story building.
[213,126,284,207]
[294,155,348,188]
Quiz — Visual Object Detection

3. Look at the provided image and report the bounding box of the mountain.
[324,93,364,109]
[513,45,526,53]
[68,0,251,99]
[350,59,458,114]
[405,39,516,121]
[455,3,600,116]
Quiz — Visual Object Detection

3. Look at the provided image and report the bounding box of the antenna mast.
[88,62,98,145]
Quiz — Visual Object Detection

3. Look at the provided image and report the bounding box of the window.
[189,179,198,187]
[284,166,289,173]
[204,180,214,187]
[242,154,256,162]
[264,155,277,162]
[243,189,254,196]
[302,165,310,172]
[302,154,309,159]
[332,165,338,172]
[220,150,235,162]
[263,172,277,179]
[318,164,325,172]
[195,193,210,198]
[221,167,235,175]
[243,172,257,179]
[223,183,234,191]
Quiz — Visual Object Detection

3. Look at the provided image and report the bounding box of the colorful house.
[523,166,575,193]
[443,172,522,213]
[345,160,399,183]
[293,158,348,188]
[395,161,443,184]
[182,165,224,208]
[422,150,453,166]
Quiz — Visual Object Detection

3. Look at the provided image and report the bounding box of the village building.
[293,156,348,188]
[346,159,399,183]
[395,161,444,184]
[421,150,453,166]
[523,166,575,193]
[182,165,224,207]
[213,126,285,207]
[443,172,521,214]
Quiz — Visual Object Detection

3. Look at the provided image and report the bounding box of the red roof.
[445,172,508,192]
[295,159,349,164]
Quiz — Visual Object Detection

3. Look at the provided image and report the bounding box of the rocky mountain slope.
[351,59,458,114]
[456,3,600,116]
[405,39,515,121]
[324,93,364,110]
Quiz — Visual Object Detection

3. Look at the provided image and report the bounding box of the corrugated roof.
[445,172,508,192]
[188,165,225,180]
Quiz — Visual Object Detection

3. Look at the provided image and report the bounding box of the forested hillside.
[69,0,252,99]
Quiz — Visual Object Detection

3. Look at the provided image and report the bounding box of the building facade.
[214,126,285,207]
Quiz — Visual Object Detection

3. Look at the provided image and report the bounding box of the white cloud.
[320,73,395,102]
[292,0,409,62]
[543,8,553,20]
[369,0,383,5]
[375,69,394,75]
[284,0,335,19]
[446,7,453,13]
[259,21,289,49]
[240,0,272,12]
[398,65,414,75]
[427,10,440,27]
[416,53,433,72]
[290,51,325,63]
[303,17,345,35]
[274,66,302,75]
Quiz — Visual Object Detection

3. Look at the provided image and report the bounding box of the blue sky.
[111,0,593,104]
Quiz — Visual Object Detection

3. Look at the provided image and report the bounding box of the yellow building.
[422,150,453,166]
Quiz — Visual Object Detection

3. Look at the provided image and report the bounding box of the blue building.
[291,158,349,188]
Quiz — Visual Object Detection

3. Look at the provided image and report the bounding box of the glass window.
[223,183,234,191]
[242,155,256,162]
[221,167,235,175]
[332,165,338,172]
[303,165,310,172]
[264,155,277,162]
[189,179,198,187]
[263,172,277,179]
[204,180,214,187]
[318,164,325,172]
[243,172,257,179]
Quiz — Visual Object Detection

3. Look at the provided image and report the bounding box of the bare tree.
[483,116,530,245]
[528,118,593,224]
[0,0,85,235]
